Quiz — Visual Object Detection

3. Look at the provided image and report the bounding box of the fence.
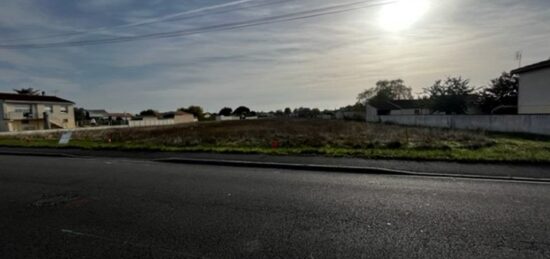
[0,119,194,136]
[128,119,175,127]
[376,115,550,136]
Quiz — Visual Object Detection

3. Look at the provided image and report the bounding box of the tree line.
[357,72,519,115]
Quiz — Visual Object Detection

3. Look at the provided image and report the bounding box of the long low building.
[0,92,76,132]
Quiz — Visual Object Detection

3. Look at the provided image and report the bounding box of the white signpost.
[58,132,72,145]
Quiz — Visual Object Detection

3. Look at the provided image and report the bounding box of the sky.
[0,0,549,113]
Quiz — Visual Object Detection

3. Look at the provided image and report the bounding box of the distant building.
[86,109,110,120]
[0,92,76,132]
[128,111,196,127]
[366,99,431,122]
[108,112,134,121]
[512,59,550,114]
[160,111,197,124]
[176,112,196,123]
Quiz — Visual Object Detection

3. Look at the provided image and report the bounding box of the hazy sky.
[0,0,549,113]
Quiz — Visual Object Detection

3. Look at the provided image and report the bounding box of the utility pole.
[515,51,523,68]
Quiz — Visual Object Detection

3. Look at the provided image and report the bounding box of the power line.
[0,0,394,50]
[1,0,292,44]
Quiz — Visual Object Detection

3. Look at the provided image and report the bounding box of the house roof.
[0,92,74,104]
[86,109,110,117]
[511,59,550,74]
[370,99,430,110]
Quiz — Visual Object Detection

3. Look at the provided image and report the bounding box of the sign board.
[58,132,72,145]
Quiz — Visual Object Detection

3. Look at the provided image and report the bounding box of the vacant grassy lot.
[1,119,550,163]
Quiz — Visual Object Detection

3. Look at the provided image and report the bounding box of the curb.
[0,150,549,183]
[154,158,550,183]
[0,151,76,158]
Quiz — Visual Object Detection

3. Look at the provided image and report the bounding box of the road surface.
[0,155,549,258]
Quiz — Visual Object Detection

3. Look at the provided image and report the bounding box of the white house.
[512,59,550,114]
[0,92,76,132]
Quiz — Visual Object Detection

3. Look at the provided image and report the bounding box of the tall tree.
[357,79,413,106]
[424,77,477,115]
[479,72,519,114]
[14,88,40,95]
[218,107,233,116]
[233,106,251,116]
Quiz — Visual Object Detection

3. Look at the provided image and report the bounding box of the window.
[60,105,68,113]
[44,105,53,113]
[13,104,32,113]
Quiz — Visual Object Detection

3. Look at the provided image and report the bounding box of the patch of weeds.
[412,143,452,151]
[462,140,497,150]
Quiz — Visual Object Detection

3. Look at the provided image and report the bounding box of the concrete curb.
[0,150,549,183]
[154,158,550,183]
[0,151,76,158]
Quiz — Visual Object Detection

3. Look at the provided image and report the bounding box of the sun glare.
[378,0,430,32]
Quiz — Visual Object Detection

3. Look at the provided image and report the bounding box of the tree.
[424,77,477,114]
[295,107,313,118]
[14,88,40,95]
[479,72,519,114]
[218,107,233,116]
[74,107,89,125]
[140,109,159,117]
[284,107,292,116]
[357,79,413,106]
[340,103,365,112]
[233,106,251,116]
[311,108,321,118]
[178,105,204,120]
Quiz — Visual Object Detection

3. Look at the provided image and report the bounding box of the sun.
[378,0,430,32]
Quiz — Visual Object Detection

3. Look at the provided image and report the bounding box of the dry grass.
[11,119,494,150]
[3,119,550,162]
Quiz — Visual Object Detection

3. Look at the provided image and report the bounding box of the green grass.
[1,119,549,163]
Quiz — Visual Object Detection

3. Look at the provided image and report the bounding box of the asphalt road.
[0,155,549,258]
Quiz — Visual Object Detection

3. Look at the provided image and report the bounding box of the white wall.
[216,116,240,121]
[128,119,175,127]
[174,114,195,124]
[377,115,550,135]
[390,108,431,115]
[518,67,550,114]
[366,104,379,122]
